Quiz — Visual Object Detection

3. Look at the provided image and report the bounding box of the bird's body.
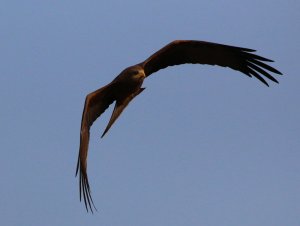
[100,65,146,137]
[75,40,282,212]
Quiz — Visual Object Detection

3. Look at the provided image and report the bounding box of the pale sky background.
[1,0,299,225]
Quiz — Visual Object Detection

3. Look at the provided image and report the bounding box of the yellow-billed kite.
[76,40,282,212]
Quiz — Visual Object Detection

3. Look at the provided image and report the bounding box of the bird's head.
[125,65,146,82]
[131,66,146,80]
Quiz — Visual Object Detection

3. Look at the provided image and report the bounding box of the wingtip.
[75,157,80,177]
[276,70,283,76]
[86,204,98,214]
[242,47,256,52]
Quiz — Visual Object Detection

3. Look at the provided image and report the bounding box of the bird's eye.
[133,70,139,75]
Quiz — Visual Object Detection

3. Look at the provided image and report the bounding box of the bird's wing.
[141,40,282,86]
[76,82,116,213]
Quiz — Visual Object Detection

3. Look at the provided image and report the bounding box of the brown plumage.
[76,40,282,212]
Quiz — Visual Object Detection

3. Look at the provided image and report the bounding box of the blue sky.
[1,0,299,225]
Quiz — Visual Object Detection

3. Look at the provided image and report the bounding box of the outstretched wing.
[75,82,116,213]
[141,40,282,86]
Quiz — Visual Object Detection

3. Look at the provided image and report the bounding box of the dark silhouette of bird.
[75,40,282,212]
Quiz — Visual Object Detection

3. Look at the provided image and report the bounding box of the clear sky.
[1,0,299,225]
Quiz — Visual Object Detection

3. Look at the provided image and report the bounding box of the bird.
[75,40,282,212]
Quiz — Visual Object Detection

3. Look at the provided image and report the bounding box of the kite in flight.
[75,40,282,212]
